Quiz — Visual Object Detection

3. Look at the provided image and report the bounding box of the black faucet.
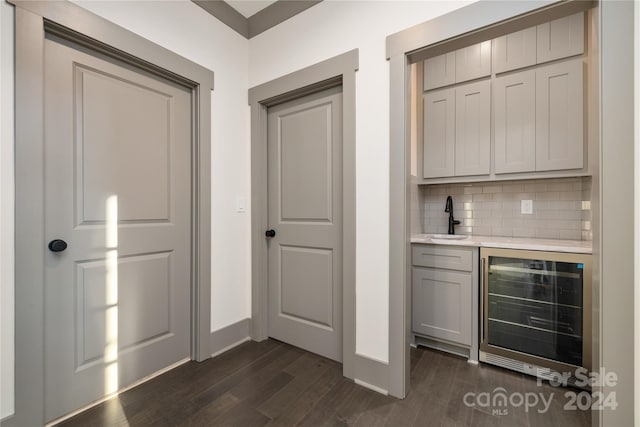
[444,195,461,235]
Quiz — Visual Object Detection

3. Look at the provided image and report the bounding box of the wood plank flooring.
[57,340,590,426]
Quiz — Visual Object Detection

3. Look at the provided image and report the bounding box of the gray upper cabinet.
[537,12,584,64]
[455,80,491,176]
[536,58,584,171]
[423,52,456,91]
[455,41,492,84]
[492,27,537,74]
[423,88,455,178]
[423,41,491,91]
[423,81,491,179]
[420,12,588,183]
[494,70,536,174]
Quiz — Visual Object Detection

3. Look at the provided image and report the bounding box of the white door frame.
[249,50,358,379]
[6,2,214,426]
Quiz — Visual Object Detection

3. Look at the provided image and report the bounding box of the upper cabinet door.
[455,41,491,84]
[493,27,537,74]
[423,52,456,91]
[494,70,536,174]
[536,58,584,172]
[423,88,455,179]
[455,80,491,176]
[537,12,584,64]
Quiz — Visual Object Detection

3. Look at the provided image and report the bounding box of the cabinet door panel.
[494,70,536,174]
[536,59,584,171]
[423,88,455,178]
[493,27,537,73]
[537,12,584,64]
[455,41,491,83]
[423,52,456,91]
[412,268,472,346]
[455,80,491,176]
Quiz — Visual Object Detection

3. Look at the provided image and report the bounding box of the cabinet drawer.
[412,267,472,345]
[412,245,473,271]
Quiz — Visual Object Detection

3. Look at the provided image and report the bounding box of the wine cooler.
[480,248,592,382]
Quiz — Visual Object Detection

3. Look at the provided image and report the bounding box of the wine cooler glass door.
[486,255,585,367]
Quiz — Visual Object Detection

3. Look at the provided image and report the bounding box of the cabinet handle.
[480,257,486,343]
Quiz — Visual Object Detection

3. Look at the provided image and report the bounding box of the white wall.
[69,0,252,332]
[0,1,15,419]
[249,0,471,362]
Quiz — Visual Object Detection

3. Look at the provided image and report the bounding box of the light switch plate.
[236,196,246,213]
[521,199,533,215]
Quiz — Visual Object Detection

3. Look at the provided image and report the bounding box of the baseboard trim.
[354,378,389,396]
[209,318,251,357]
[354,353,389,395]
[414,335,471,360]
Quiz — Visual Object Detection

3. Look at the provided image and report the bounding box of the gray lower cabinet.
[412,244,479,361]
[412,268,472,345]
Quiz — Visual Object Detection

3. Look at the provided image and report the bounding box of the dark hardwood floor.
[58,339,590,426]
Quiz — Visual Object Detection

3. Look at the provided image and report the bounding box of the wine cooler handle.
[480,257,486,343]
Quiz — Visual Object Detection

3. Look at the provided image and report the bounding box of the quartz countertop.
[410,234,592,254]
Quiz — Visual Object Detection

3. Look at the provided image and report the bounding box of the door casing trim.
[6,1,214,425]
[249,49,358,379]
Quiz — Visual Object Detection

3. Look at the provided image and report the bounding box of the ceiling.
[225,0,278,18]
[193,0,322,39]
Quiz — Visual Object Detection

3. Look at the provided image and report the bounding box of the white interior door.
[267,86,343,362]
[44,36,192,421]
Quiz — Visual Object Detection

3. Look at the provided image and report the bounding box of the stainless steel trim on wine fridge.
[480,248,592,378]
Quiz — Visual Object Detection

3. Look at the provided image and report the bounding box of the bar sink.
[429,234,468,240]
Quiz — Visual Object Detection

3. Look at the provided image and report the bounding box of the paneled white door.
[44,37,192,421]
[267,86,343,362]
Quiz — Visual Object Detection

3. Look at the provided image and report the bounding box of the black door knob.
[48,239,68,252]
[265,229,276,238]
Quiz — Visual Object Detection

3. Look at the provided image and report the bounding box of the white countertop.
[410,234,592,254]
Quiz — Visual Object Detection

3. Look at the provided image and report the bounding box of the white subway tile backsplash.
[463,186,483,194]
[502,183,525,193]
[420,177,592,241]
[536,229,561,239]
[472,193,492,202]
[559,229,582,240]
[513,228,537,238]
[482,201,502,210]
[525,182,547,192]
[482,185,503,193]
